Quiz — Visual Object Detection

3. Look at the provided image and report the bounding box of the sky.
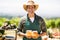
[0,0,60,18]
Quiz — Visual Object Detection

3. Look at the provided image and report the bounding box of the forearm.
[39,32,48,40]
[17,32,26,36]
[39,32,47,36]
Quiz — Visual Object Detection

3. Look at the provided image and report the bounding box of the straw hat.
[23,0,39,11]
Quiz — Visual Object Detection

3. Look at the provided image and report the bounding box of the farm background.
[0,17,60,29]
[0,0,60,40]
[0,16,60,39]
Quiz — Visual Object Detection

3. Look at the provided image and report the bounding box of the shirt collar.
[27,13,37,21]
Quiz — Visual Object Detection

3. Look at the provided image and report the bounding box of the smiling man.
[17,0,47,40]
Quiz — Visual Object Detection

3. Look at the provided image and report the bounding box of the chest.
[24,19,40,31]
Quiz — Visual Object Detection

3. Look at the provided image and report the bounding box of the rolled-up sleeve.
[39,18,47,33]
[17,17,26,33]
[17,19,24,32]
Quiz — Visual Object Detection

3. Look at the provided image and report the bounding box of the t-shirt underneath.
[30,17,34,23]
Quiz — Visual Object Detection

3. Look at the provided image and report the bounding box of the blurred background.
[0,0,60,40]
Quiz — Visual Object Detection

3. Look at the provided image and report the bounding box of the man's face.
[27,5,35,13]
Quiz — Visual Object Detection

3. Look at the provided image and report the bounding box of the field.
[0,17,60,40]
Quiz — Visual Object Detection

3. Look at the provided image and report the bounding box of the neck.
[28,13,35,18]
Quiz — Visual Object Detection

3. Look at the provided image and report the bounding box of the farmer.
[17,0,47,40]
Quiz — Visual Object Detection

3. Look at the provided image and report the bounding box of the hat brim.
[23,4,39,11]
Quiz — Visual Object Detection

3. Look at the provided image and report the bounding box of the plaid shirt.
[17,14,47,33]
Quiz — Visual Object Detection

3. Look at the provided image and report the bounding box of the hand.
[43,38,48,40]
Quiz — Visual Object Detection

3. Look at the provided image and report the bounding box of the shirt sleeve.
[17,17,26,32]
[39,17,47,33]
[17,19,24,32]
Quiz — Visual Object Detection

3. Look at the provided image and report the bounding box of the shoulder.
[20,16,27,21]
[20,16,27,24]
[36,14,44,21]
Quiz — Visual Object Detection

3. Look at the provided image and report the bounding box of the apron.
[22,16,42,40]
